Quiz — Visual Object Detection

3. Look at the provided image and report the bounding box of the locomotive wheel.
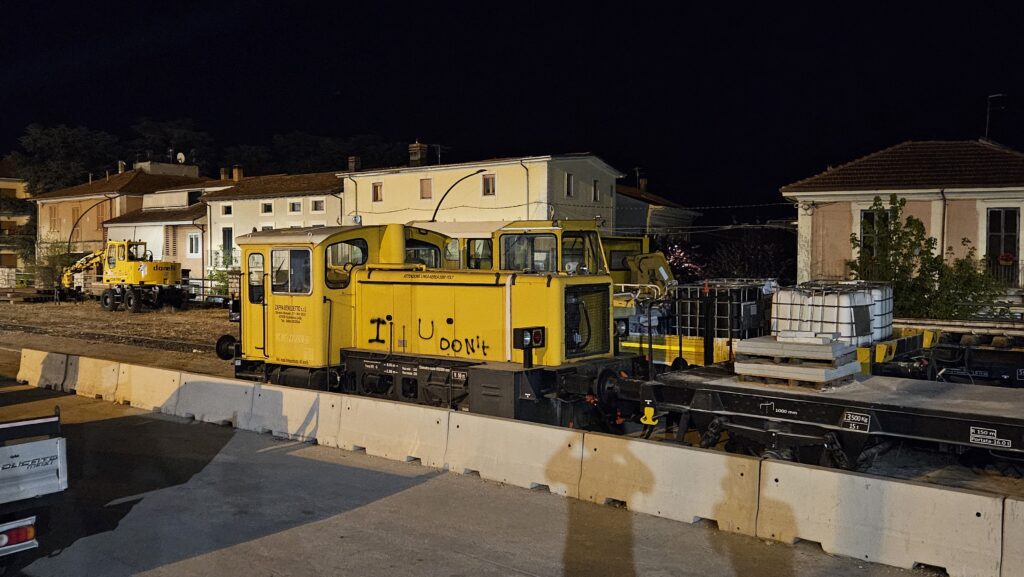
[125,289,143,313]
[100,289,118,311]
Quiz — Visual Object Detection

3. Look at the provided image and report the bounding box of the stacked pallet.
[1,290,52,304]
[734,334,859,389]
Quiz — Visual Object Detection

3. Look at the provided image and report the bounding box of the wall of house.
[143,190,191,209]
[36,196,142,252]
[545,158,617,226]
[0,178,29,199]
[614,194,649,234]
[173,224,206,277]
[205,195,342,270]
[105,224,165,259]
[345,160,550,225]
[810,201,853,280]
[945,199,980,259]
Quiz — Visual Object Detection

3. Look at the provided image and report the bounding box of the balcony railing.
[987,259,1022,289]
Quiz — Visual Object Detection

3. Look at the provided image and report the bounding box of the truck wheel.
[101,289,118,311]
[125,289,143,313]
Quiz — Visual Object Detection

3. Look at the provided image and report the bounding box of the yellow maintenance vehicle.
[59,240,190,312]
[217,221,639,427]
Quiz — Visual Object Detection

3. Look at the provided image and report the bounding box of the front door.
[242,250,268,358]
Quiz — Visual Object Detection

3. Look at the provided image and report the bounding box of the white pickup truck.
[0,409,67,572]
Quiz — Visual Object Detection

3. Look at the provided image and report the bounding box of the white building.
[336,150,623,229]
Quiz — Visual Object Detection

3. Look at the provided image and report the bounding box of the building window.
[288,199,302,214]
[420,178,432,200]
[0,188,16,199]
[482,174,496,196]
[95,202,106,230]
[187,232,201,258]
[372,182,383,202]
[261,225,273,231]
[310,198,325,213]
[592,179,600,202]
[988,208,1020,262]
[48,206,57,231]
[860,210,890,257]
[260,202,273,215]
[221,204,233,216]
[565,173,574,198]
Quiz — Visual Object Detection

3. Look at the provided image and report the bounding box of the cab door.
[242,250,268,359]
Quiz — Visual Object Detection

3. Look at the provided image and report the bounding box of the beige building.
[782,140,1024,285]
[336,150,622,228]
[202,170,342,271]
[33,161,205,255]
[614,180,700,236]
[0,158,31,270]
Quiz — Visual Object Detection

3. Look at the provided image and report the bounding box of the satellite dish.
[176,152,186,164]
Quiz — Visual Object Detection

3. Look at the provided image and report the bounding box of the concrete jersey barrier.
[1003,498,1024,577]
[578,432,760,536]
[64,355,119,400]
[248,384,328,442]
[176,373,255,427]
[338,395,448,468]
[445,411,583,497]
[16,349,68,390]
[116,364,182,413]
[757,459,1003,577]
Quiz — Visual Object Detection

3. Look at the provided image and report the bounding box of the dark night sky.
[4,2,1024,216]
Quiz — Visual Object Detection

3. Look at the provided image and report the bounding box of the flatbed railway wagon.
[219,221,641,429]
[610,365,1024,471]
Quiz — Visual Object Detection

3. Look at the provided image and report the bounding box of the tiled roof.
[781,140,1024,193]
[32,171,208,200]
[201,171,341,201]
[103,203,207,226]
[616,184,688,209]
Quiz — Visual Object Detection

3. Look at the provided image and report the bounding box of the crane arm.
[60,249,105,288]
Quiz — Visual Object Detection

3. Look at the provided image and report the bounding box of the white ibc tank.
[771,282,893,346]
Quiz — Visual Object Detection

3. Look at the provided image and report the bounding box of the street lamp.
[430,169,486,222]
[66,193,120,254]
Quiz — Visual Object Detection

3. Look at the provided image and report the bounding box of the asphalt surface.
[0,376,923,577]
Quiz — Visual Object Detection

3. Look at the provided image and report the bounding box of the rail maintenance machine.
[218,221,642,429]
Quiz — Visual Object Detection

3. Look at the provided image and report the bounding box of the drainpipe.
[518,160,530,219]
[939,189,948,258]
[346,176,359,223]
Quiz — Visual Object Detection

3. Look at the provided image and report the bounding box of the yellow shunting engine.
[59,240,190,312]
[221,221,638,426]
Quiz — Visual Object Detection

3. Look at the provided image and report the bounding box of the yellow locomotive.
[219,220,639,425]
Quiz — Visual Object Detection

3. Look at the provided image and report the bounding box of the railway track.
[0,321,216,355]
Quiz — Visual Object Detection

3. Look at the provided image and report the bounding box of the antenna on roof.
[986,93,1007,139]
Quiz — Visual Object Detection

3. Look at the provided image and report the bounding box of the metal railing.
[986,259,1022,289]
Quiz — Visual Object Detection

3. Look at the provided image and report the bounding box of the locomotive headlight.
[616,320,629,337]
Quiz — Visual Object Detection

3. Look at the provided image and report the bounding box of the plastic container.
[672,279,777,339]
[771,282,893,346]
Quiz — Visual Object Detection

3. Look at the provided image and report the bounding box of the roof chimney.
[232,165,243,182]
[117,160,126,174]
[639,178,648,192]
[348,156,361,172]
[408,141,429,167]
[220,167,230,181]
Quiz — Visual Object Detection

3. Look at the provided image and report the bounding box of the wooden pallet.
[1,291,53,304]
[735,351,857,369]
[736,373,855,391]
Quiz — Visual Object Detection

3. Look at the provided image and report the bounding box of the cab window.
[501,234,557,272]
[466,239,492,269]
[562,231,605,275]
[117,245,126,261]
[247,253,265,304]
[271,248,311,294]
[405,239,440,267]
[107,247,116,269]
[325,239,367,289]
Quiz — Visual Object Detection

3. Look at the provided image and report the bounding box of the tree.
[10,124,122,194]
[128,118,215,174]
[701,229,797,284]
[849,195,1002,319]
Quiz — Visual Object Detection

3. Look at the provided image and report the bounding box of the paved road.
[0,379,917,577]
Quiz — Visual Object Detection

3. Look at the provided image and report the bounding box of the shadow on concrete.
[0,382,435,577]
